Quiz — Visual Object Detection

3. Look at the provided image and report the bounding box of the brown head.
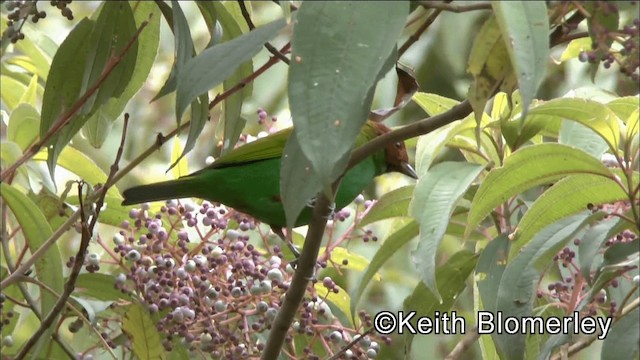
[369,121,418,179]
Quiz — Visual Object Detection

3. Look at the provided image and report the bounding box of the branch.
[349,99,472,170]
[550,297,640,360]
[399,4,443,56]
[445,327,480,360]
[0,18,149,182]
[238,0,290,64]
[14,116,128,359]
[418,1,492,13]
[261,192,336,359]
[261,100,473,359]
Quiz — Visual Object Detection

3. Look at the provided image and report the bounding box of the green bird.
[122,121,417,228]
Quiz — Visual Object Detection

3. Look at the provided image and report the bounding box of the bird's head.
[369,121,418,179]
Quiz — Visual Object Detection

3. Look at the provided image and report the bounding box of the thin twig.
[444,326,479,360]
[399,5,443,56]
[0,18,149,182]
[238,0,290,64]
[14,116,129,359]
[327,328,375,360]
[418,1,492,13]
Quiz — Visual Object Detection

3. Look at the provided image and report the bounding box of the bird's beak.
[399,162,418,179]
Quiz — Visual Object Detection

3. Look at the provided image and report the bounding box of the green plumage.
[122,121,415,227]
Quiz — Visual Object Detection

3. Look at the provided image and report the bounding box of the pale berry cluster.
[106,199,385,358]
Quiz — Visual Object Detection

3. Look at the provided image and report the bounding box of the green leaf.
[1,74,28,111]
[203,1,254,155]
[476,234,510,313]
[34,147,120,198]
[409,161,484,300]
[412,92,460,116]
[279,133,323,229]
[512,170,637,257]
[578,216,630,282]
[359,185,414,227]
[14,35,51,80]
[607,96,640,121]
[40,19,93,145]
[0,184,64,317]
[123,303,166,360]
[75,273,127,301]
[351,218,418,317]
[495,213,593,360]
[288,1,408,193]
[314,283,353,326]
[601,309,640,360]
[8,103,40,151]
[403,250,478,351]
[467,16,517,123]
[559,121,609,158]
[320,247,377,279]
[153,0,193,101]
[175,18,285,123]
[505,97,620,151]
[18,74,39,106]
[559,37,591,62]
[492,1,549,121]
[466,143,613,238]
[42,2,139,179]
[82,0,160,148]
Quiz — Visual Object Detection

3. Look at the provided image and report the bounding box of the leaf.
[370,64,419,121]
[33,147,121,198]
[494,213,593,360]
[492,1,549,121]
[75,273,127,301]
[175,18,285,123]
[314,283,353,326]
[409,161,484,300]
[82,0,160,148]
[18,74,38,106]
[288,1,409,193]
[578,216,630,282]
[476,234,511,313]
[512,170,637,257]
[320,247,377,279]
[359,185,414,227]
[123,303,166,360]
[153,0,192,101]
[466,143,614,238]
[42,2,139,179]
[0,184,64,318]
[279,133,323,229]
[505,97,620,151]
[402,250,478,351]
[559,121,609,158]
[203,1,254,155]
[412,92,460,117]
[559,37,592,62]
[351,219,418,317]
[8,103,40,151]
[1,74,28,111]
[170,137,188,179]
[467,16,517,124]
[601,308,640,360]
[14,35,51,80]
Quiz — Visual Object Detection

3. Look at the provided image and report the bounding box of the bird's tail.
[121,177,200,206]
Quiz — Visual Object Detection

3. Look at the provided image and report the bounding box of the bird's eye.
[394,142,402,149]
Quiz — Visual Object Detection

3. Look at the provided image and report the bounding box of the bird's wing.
[207,127,292,169]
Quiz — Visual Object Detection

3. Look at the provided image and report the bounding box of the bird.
[121,121,417,228]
